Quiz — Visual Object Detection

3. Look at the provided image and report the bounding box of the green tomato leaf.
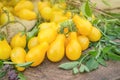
[79,64,90,73]
[84,66,90,72]
[112,46,120,55]
[26,27,39,42]
[18,72,26,80]
[16,62,33,68]
[89,50,98,57]
[72,67,79,74]
[0,71,7,78]
[59,61,79,70]
[79,64,85,73]
[0,61,3,69]
[86,58,99,71]
[108,52,120,61]
[102,46,112,54]
[97,57,107,67]
[81,0,92,17]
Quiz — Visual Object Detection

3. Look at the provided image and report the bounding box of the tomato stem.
[3,62,16,65]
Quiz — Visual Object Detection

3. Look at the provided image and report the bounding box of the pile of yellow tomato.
[0,0,102,71]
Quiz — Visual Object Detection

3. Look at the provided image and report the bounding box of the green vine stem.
[0,8,27,35]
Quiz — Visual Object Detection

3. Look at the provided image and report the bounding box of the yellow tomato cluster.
[0,5,15,26]
[0,1,102,72]
[14,0,37,20]
[38,1,70,23]
[0,0,36,24]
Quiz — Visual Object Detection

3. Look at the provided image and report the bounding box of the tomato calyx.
[60,19,77,35]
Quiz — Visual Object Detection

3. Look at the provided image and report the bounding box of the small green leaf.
[92,19,101,26]
[84,66,90,72]
[112,47,120,55]
[0,71,7,78]
[97,57,107,67]
[72,67,79,74]
[79,64,90,73]
[81,0,92,17]
[108,52,120,61]
[26,27,39,42]
[86,58,99,71]
[102,46,112,54]
[89,50,98,57]
[59,61,79,70]
[79,64,85,73]
[16,62,33,68]
[0,61,3,69]
[18,72,26,80]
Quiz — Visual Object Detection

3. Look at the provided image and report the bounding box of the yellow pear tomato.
[38,1,51,11]
[26,42,49,67]
[17,9,36,20]
[0,12,15,26]
[38,22,57,31]
[73,15,92,36]
[66,32,82,60]
[50,13,68,24]
[38,28,57,44]
[47,34,65,62]
[28,37,39,50]
[14,0,34,12]
[10,32,26,48]
[39,6,52,20]
[78,35,89,51]
[88,27,102,42]
[0,39,11,60]
[10,47,26,71]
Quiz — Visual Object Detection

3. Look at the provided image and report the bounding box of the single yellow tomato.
[38,22,57,31]
[0,12,15,26]
[10,47,26,71]
[47,34,65,62]
[14,0,34,12]
[26,42,49,67]
[17,9,37,20]
[78,35,89,51]
[88,27,102,42]
[28,37,39,50]
[73,15,92,36]
[0,39,11,60]
[39,6,52,20]
[50,13,68,24]
[37,28,57,44]
[10,32,26,48]
[66,32,82,60]
[38,1,51,11]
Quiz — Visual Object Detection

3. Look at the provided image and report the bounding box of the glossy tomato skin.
[78,35,89,51]
[26,42,49,67]
[47,34,65,62]
[39,6,52,20]
[10,32,26,48]
[66,32,82,60]
[0,39,11,60]
[14,0,34,12]
[73,15,92,36]
[17,9,36,20]
[28,37,39,49]
[88,27,102,42]
[37,28,57,44]
[10,47,26,71]
[38,1,51,11]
